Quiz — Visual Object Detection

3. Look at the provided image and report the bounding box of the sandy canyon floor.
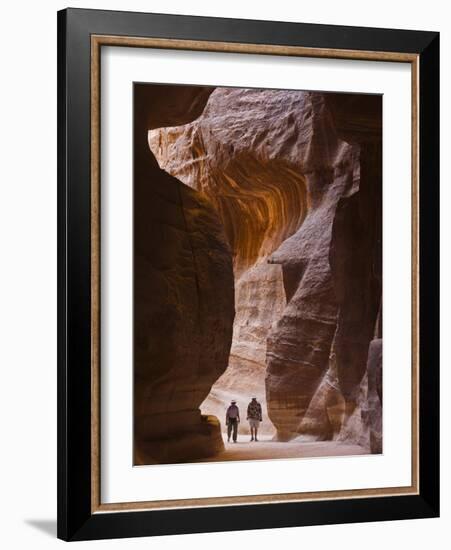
[193,434,368,463]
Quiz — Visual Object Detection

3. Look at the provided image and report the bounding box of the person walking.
[225,400,240,443]
[247,397,262,441]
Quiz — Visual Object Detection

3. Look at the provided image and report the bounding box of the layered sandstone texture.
[134,85,235,465]
[150,87,382,450]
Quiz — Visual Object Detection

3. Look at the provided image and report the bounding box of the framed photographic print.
[57,8,439,541]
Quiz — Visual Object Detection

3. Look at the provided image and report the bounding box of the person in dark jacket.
[225,400,240,443]
[247,397,262,441]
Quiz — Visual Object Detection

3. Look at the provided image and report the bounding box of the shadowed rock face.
[337,338,382,452]
[325,95,382,446]
[134,84,215,131]
[147,87,382,451]
[329,143,382,402]
[323,93,382,144]
[366,339,383,453]
[134,85,234,464]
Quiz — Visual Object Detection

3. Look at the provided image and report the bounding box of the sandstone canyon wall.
[133,85,235,464]
[149,87,382,451]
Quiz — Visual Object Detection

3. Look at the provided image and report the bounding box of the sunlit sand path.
[193,434,368,463]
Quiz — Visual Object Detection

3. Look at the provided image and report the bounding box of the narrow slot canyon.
[134,84,382,465]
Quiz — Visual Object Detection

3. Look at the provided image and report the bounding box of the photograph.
[0,0,444,546]
[133,83,383,466]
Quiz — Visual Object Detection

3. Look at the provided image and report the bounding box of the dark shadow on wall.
[133,84,235,465]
